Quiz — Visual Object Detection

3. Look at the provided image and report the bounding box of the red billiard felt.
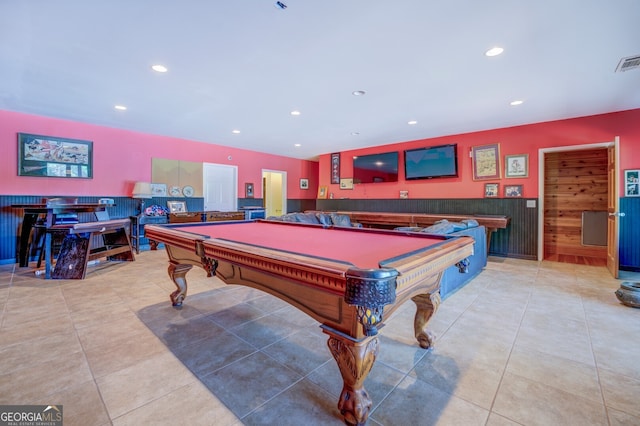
[177,221,444,269]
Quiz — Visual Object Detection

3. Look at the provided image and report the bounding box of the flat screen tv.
[404,144,458,180]
[352,151,399,183]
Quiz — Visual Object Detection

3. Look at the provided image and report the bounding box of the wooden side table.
[129,215,168,254]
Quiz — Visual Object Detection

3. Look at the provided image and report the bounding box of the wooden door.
[262,177,267,209]
[607,143,620,278]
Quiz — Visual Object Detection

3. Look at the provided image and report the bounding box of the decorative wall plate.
[182,185,194,197]
[169,186,181,196]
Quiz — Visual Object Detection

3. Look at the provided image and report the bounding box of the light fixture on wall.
[132,181,152,214]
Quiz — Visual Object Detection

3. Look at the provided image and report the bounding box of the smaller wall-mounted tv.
[404,144,458,180]
[352,151,399,183]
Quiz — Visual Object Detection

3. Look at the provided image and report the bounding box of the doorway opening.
[262,169,287,218]
[537,139,619,277]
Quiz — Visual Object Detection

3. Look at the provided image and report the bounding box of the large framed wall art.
[471,143,501,180]
[18,133,93,178]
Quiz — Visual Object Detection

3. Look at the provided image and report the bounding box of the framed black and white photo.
[484,183,499,198]
[167,201,186,213]
[625,169,640,196]
[245,182,254,198]
[300,178,309,189]
[504,184,523,198]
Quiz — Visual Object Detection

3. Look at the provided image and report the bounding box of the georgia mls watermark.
[0,405,63,426]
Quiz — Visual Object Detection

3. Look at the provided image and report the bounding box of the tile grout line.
[482,263,537,425]
[582,290,614,426]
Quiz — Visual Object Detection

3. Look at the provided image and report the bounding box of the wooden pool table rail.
[310,210,510,251]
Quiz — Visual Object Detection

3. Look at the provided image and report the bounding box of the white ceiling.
[1,1,639,160]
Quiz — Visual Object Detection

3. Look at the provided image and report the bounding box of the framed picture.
[18,132,93,178]
[625,169,640,196]
[339,178,353,189]
[318,186,328,199]
[505,154,529,178]
[167,201,187,213]
[150,183,167,196]
[399,190,409,199]
[300,178,309,189]
[471,143,501,180]
[245,182,254,198]
[504,184,523,198]
[331,153,341,184]
[484,183,499,198]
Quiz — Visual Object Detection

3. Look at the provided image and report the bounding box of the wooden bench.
[52,219,134,279]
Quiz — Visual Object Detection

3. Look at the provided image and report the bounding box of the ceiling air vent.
[615,54,640,72]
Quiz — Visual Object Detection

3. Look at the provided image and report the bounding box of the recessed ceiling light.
[485,47,504,57]
[151,64,168,73]
[351,132,360,136]
[510,100,524,106]
[408,120,417,125]
[290,110,301,116]
[294,143,301,147]
[232,129,241,134]
[352,90,366,96]
[114,105,127,111]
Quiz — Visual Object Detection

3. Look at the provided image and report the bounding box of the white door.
[203,163,238,211]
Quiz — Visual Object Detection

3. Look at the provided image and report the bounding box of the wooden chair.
[52,219,134,279]
[33,198,79,268]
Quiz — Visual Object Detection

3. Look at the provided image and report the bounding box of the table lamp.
[132,181,152,214]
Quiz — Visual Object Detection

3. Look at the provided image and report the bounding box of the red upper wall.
[319,109,640,199]
[0,110,319,198]
[2,108,638,200]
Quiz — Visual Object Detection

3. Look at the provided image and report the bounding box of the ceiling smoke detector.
[615,54,640,72]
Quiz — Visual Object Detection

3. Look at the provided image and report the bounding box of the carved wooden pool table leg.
[168,262,192,307]
[325,332,378,426]
[411,292,441,349]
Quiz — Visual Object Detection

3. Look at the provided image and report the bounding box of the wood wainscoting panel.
[316,197,537,259]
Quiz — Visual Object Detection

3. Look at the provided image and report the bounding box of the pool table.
[145,220,474,425]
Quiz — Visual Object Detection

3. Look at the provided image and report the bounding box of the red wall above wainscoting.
[2,109,638,200]
[0,110,319,198]
[318,109,640,199]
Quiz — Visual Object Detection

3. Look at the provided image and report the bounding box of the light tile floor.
[1,251,639,425]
